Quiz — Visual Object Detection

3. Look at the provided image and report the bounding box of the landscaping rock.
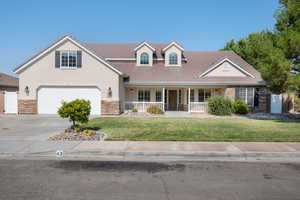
[49,130,107,141]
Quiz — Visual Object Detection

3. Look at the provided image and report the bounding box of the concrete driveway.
[0,115,69,141]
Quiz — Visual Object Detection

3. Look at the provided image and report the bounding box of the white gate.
[271,94,282,114]
[4,91,18,114]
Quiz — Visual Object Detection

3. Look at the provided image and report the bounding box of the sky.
[0,0,279,76]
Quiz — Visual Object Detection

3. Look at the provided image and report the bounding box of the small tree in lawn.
[58,99,91,130]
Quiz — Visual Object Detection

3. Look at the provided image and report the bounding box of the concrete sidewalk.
[1,140,300,162]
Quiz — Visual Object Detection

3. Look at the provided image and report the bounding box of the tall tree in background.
[222,0,300,93]
[223,32,291,94]
[275,0,300,90]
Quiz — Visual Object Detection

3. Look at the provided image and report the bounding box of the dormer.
[134,41,155,66]
[162,41,184,67]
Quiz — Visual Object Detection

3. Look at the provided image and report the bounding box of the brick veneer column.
[0,91,4,114]
[253,87,269,113]
[101,100,120,115]
[18,99,37,114]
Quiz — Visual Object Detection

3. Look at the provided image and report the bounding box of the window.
[60,51,77,68]
[237,88,254,106]
[138,89,150,102]
[187,89,194,103]
[169,53,178,65]
[156,90,162,102]
[198,89,211,102]
[140,53,149,65]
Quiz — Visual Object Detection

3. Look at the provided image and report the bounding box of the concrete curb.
[1,150,300,163]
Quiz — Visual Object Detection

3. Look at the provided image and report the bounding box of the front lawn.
[82,117,300,142]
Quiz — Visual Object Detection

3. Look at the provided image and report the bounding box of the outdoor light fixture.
[108,87,112,97]
[25,86,29,95]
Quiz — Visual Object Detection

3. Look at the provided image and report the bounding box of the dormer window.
[140,52,149,65]
[134,42,155,66]
[163,42,184,67]
[169,53,178,65]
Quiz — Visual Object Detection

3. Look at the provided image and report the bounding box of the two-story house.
[13,35,267,115]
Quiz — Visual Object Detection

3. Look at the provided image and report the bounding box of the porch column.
[188,88,191,112]
[162,87,165,111]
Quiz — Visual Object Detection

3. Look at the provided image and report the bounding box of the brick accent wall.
[224,88,235,101]
[101,100,120,115]
[252,87,269,113]
[0,91,4,114]
[18,99,37,114]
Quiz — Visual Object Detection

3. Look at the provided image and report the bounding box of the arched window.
[140,53,149,64]
[169,53,178,65]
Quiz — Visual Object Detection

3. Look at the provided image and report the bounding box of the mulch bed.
[49,130,107,141]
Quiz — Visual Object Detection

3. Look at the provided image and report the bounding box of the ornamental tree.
[58,99,91,129]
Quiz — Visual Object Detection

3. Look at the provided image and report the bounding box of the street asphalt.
[0,158,300,200]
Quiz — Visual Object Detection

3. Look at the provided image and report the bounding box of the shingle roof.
[84,43,265,86]
[0,72,18,88]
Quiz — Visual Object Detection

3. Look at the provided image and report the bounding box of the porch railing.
[124,101,164,112]
[189,102,209,113]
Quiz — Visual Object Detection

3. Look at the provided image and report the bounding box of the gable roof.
[13,35,265,86]
[199,58,255,78]
[0,72,18,88]
[13,35,124,75]
[162,41,184,52]
[84,43,167,58]
[83,42,265,86]
[133,41,156,52]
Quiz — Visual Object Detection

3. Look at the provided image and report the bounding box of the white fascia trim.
[199,58,255,78]
[14,36,123,75]
[133,41,155,52]
[162,41,184,52]
[125,81,266,86]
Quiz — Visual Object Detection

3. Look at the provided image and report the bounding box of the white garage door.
[4,91,18,114]
[38,87,101,115]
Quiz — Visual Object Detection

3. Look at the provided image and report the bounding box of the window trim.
[140,52,149,65]
[169,53,178,65]
[198,89,212,102]
[238,88,255,106]
[60,50,77,69]
[155,89,163,102]
[137,89,150,102]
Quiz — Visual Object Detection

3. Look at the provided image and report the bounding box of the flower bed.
[49,129,107,141]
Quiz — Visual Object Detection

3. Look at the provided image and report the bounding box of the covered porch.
[124,86,236,113]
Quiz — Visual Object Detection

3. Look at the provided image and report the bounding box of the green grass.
[82,117,300,142]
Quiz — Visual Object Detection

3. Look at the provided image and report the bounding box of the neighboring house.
[0,72,19,114]
[13,35,268,115]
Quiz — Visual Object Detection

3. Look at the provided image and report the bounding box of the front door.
[168,90,177,111]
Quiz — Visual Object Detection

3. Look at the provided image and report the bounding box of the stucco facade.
[18,40,120,101]
[205,61,247,77]
[14,35,268,115]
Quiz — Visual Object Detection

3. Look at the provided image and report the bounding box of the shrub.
[82,130,95,136]
[58,99,91,129]
[208,96,233,115]
[132,108,138,113]
[146,105,164,114]
[295,96,300,113]
[233,100,249,114]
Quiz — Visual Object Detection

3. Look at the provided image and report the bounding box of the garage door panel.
[38,87,101,115]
